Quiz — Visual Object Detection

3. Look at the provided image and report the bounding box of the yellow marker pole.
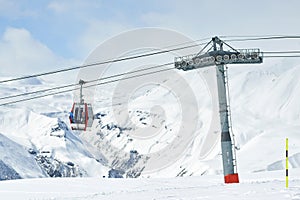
[286,138,288,188]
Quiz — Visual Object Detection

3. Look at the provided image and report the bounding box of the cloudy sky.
[0,0,300,78]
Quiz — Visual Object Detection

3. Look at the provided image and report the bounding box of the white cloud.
[47,1,67,13]
[76,20,131,56]
[140,0,300,39]
[0,27,79,83]
[47,0,101,14]
[0,0,36,19]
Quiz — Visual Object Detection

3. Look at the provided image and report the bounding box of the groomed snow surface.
[1,170,300,199]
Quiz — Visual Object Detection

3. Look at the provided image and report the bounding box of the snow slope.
[0,169,300,199]
[0,105,108,178]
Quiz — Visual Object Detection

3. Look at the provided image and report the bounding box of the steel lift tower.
[174,36,263,183]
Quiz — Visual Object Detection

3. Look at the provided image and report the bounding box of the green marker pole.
[286,138,288,188]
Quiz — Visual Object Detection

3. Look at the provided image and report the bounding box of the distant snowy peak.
[0,77,44,85]
[0,133,45,179]
[19,77,44,85]
[230,64,300,122]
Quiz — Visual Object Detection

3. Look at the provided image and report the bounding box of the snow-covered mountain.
[0,60,300,180]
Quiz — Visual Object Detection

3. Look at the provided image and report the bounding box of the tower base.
[224,173,239,184]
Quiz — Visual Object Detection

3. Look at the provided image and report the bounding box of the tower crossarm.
[175,37,263,71]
